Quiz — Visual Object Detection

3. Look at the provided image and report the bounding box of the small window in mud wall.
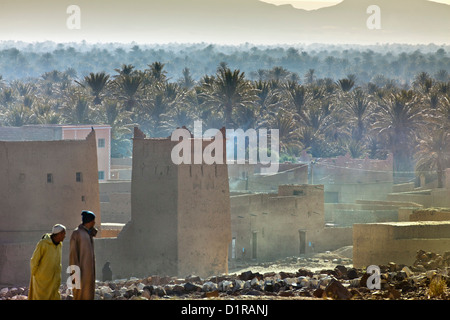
[76,172,83,182]
[98,138,105,148]
[47,173,53,183]
[293,189,304,196]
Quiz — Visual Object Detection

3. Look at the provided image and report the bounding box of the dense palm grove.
[0,43,449,186]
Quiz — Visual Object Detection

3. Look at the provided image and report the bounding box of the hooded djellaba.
[69,210,98,300]
[29,224,66,300]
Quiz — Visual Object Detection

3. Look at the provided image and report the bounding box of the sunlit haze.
[0,0,449,45]
[260,0,450,10]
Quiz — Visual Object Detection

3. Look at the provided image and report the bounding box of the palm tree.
[304,69,316,85]
[264,109,303,155]
[204,66,257,129]
[4,104,36,126]
[61,88,92,125]
[98,99,135,158]
[371,90,427,183]
[343,88,374,141]
[336,77,355,93]
[159,104,198,134]
[413,71,433,93]
[415,127,450,188]
[253,80,281,119]
[77,72,110,105]
[141,82,184,137]
[147,61,167,83]
[434,70,449,83]
[366,134,388,160]
[113,64,136,78]
[178,67,196,90]
[346,140,367,159]
[11,80,35,97]
[32,102,61,124]
[112,74,143,112]
[268,66,290,83]
[282,81,310,124]
[436,95,450,131]
[1,88,15,109]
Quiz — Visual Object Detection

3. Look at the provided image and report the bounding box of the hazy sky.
[261,0,450,10]
[0,0,449,45]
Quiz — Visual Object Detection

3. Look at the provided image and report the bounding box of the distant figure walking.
[102,261,112,281]
[29,224,66,300]
[69,210,98,300]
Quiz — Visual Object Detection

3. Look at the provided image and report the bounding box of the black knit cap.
[81,210,96,223]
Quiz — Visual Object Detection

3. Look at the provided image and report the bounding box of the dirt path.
[228,246,354,275]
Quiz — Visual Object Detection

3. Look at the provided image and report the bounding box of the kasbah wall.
[229,184,351,263]
[353,175,450,268]
[0,130,100,285]
[2,123,448,285]
[94,127,232,279]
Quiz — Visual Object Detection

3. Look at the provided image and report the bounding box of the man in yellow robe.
[69,210,97,300]
[28,224,66,300]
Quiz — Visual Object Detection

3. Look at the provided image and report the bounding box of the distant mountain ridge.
[0,0,448,44]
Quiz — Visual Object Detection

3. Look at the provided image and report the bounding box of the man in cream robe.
[29,224,66,300]
[69,210,97,300]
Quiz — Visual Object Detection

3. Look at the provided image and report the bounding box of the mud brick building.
[0,130,100,285]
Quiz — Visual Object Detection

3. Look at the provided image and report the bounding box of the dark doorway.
[252,232,257,259]
[299,230,306,255]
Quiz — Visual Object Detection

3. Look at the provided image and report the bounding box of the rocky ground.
[3,246,450,300]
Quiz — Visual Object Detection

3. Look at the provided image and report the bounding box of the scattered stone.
[386,286,401,299]
[360,273,370,288]
[279,271,294,279]
[204,290,219,298]
[202,281,218,292]
[279,290,294,297]
[324,278,352,300]
[334,265,348,278]
[184,282,201,293]
[5,249,450,300]
[245,290,263,296]
[347,268,359,280]
[141,289,152,300]
[232,280,244,293]
[185,275,202,283]
[402,266,413,278]
[388,262,397,272]
[219,280,233,292]
[313,288,324,298]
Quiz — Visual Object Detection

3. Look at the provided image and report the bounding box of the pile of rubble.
[411,250,450,272]
[2,250,450,300]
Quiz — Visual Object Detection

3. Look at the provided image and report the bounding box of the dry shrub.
[428,276,447,298]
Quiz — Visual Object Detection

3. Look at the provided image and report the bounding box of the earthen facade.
[0,130,100,285]
[94,127,231,279]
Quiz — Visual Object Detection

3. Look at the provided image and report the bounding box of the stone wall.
[0,125,62,141]
[409,208,450,222]
[353,221,450,268]
[387,188,450,209]
[386,190,433,207]
[228,163,308,192]
[325,200,423,226]
[94,127,231,279]
[229,185,327,261]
